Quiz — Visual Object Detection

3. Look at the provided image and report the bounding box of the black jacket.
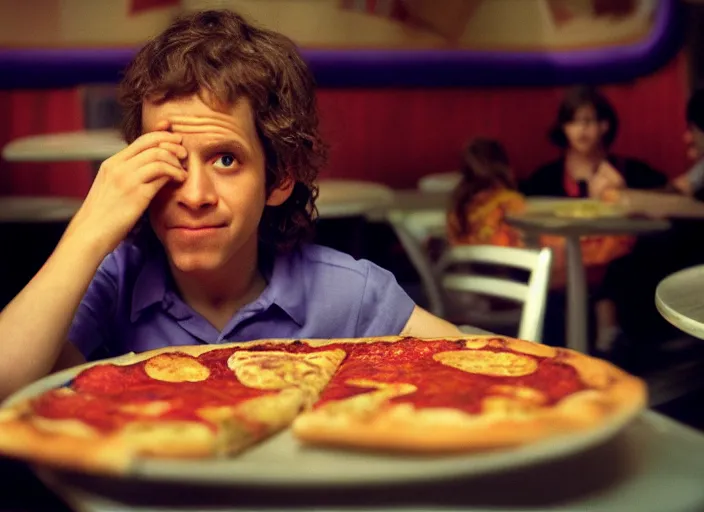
[519,156,668,197]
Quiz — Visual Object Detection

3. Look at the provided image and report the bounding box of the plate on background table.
[525,198,626,219]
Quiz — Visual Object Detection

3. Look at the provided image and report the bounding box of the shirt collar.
[130,247,307,326]
[130,248,170,322]
[260,249,307,327]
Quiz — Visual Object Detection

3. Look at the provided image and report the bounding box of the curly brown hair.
[118,9,326,253]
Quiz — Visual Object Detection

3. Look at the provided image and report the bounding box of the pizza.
[525,199,624,219]
[0,344,346,473]
[0,336,646,474]
[551,199,622,219]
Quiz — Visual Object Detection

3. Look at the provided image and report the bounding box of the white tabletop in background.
[2,130,126,163]
[0,197,82,222]
[656,265,704,340]
[315,179,395,218]
[417,172,461,194]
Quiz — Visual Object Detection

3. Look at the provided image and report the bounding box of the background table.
[1,411,702,512]
[0,197,81,223]
[508,210,670,353]
[2,130,125,163]
[315,179,395,219]
[417,172,461,194]
[656,265,704,340]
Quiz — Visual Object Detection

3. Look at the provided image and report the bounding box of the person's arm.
[0,235,105,398]
[0,128,186,400]
[670,160,704,197]
[671,174,694,196]
[400,305,464,337]
[618,189,704,219]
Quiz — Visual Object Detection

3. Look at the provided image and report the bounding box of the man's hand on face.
[65,121,187,256]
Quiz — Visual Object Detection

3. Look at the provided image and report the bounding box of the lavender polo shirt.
[68,243,415,360]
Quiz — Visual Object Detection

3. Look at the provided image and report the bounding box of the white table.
[656,265,704,340]
[316,183,450,220]
[417,172,461,193]
[315,179,395,219]
[2,129,125,163]
[0,197,82,223]
[13,411,704,512]
[508,206,670,353]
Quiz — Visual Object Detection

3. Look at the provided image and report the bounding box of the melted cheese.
[226,350,343,391]
[319,379,417,418]
[144,353,210,383]
[481,396,537,418]
[489,385,546,405]
[464,339,489,350]
[31,417,98,438]
[434,350,538,377]
[119,401,172,417]
[117,421,214,452]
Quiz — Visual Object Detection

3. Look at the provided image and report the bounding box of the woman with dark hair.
[521,86,667,198]
[519,87,667,353]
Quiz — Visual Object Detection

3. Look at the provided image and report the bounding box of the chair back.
[437,245,552,342]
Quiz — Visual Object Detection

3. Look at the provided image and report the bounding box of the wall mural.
[0,0,683,88]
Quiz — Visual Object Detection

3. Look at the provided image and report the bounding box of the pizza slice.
[292,336,646,453]
[0,341,346,474]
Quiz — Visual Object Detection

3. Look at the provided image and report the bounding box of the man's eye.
[213,153,237,169]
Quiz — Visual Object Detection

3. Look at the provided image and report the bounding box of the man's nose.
[175,161,218,210]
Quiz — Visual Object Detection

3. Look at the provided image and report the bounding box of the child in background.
[447,138,627,351]
[447,138,526,248]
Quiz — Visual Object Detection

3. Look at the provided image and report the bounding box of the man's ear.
[266,176,295,206]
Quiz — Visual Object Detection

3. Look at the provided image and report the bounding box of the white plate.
[4,357,641,487]
[525,198,625,219]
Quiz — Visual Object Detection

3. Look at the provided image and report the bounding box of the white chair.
[387,209,447,317]
[437,246,553,343]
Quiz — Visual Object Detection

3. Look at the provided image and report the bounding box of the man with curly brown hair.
[0,9,461,398]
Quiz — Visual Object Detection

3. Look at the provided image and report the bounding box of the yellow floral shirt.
[447,189,526,247]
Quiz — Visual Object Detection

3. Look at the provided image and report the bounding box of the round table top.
[2,130,126,163]
[0,197,82,222]
[656,265,704,340]
[417,172,461,193]
[315,179,395,218]
[507,198,670,236]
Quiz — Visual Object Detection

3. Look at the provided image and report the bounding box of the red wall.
[0,52,690,197]
[0,89,92,198]
[318,53,691,188]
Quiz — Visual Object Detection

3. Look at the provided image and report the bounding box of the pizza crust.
[434,350,539,377]
[0,418,131,474]
[0,335,647,470]
[293,377,644,453]
[0,339,348,473]
[292,337,647,453]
